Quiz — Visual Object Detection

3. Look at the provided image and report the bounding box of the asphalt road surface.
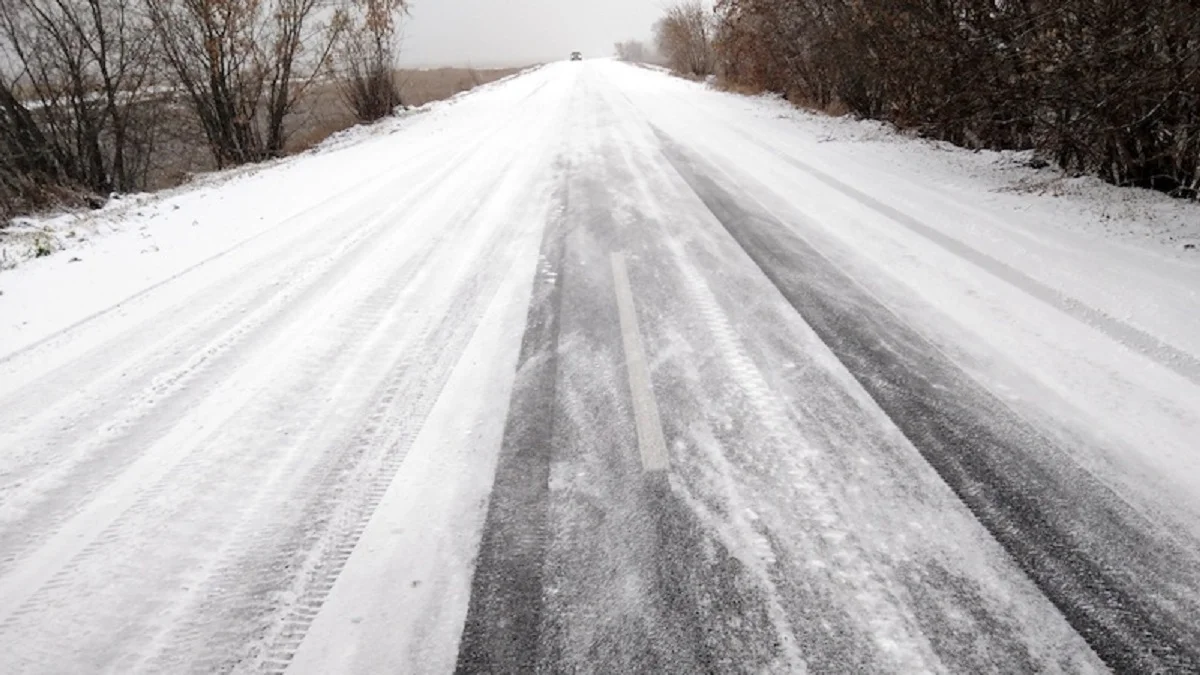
[2,61,1199,674]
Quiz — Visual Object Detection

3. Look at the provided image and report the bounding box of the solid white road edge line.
[611,252,670,473]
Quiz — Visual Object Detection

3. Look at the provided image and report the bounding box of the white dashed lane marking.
[611,252,670,473]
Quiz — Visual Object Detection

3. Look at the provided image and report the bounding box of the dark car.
[570,52,582,61]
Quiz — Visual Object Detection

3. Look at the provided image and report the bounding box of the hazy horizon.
[396,0,664,68]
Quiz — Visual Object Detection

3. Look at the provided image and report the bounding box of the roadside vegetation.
[614,40,651,65]
[649,0,1200,198]
[0,0,519,222]
[652,2,715,79]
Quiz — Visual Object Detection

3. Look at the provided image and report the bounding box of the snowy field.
[1,60,1198,673]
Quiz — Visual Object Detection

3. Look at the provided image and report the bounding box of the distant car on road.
[570,52,582,61]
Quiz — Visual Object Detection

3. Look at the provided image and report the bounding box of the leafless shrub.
[1,0,379,220]
[144,0,347,167]
[713,0,1200,197]
[654,2,715,78]
[0,0,159,217]
[0,0,524,222]
[337,0,407,123]
[615,40,649,64]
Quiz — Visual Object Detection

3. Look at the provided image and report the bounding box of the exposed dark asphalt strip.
[657,135,1200,674]
[458,112,802,668]
[644,474,799,674]
[454,183,566,674]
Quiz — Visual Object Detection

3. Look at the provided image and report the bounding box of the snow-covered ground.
[1,59,1199,673]
[0,67,542,357]
[621,68,1200,535]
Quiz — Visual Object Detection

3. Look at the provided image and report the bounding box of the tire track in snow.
[0,88,562,581]
[0,272,414,653]
[246,197,528,675]
[658,134,1200,673]
[0,67,556,374]
[139,108,567,672]
[733,128,1200,388]
[580,83,945,669]
[0,84,566,654]
[0,215,393,559]
[667,244,938,673]
[455,179,566,675]
[0,64,561,433]
[175,266,500,674]
[90,231,463,674]
[0,148,480,579]
[2,224,491,670]
[0,124,503,480]
[463,80,834,670]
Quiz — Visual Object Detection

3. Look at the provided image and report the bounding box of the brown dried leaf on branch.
[708,0,1200,198]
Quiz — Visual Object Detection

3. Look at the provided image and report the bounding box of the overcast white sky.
[396,0,665,67]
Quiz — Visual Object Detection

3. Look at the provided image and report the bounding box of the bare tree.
[0,0,158,214]
[0,0,419,219]
[614,40,648,64]
[144,0,346,167]
[654,2,715,78]
[1,78,64,218]
[338,0,407,123]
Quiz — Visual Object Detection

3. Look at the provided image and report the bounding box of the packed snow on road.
[2,60,1199,673]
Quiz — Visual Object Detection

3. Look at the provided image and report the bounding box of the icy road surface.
[3,61,1200,674]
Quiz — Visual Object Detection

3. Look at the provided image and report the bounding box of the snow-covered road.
[2,60,1199,673]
